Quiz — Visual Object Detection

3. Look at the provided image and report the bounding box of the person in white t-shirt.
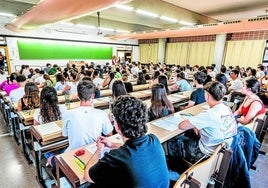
[168,81,237,164]
[228,69,243,92]
[62,80,113,151]
[9,74,27,103]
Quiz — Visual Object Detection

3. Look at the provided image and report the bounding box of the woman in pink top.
[0,72,19,95]
[234,77,265,124]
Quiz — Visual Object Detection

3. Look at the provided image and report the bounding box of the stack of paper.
[34,122,62,141]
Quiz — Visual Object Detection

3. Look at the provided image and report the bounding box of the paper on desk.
[152,118,179,131]
[35,122,62,135]
[85,145,111,158]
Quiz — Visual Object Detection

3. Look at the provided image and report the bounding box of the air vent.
[248,16,268,22]
[203,23,218,27]
[223,20,241,24]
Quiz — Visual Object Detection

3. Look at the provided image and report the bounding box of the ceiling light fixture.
[116,29,129,33]
[179,20,194,26]
[115,4,133,11]
[136,9,158,18]
[160,16,178,23]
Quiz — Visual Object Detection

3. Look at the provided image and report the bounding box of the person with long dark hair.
[158,74,170,94]
[0,72,19,95]
[17,82,40,111]
[148,83,174,121]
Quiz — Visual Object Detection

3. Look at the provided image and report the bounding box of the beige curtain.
[165,42,215,66]
[223,40,265,68]
[139,43,158,64]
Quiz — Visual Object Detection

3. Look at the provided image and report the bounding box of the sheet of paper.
[85,145,111,158]
[35,122,62,135]
[152,119,178,131]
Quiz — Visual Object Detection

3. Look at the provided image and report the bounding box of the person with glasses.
[148,83,174,121]
[168,81,237,164]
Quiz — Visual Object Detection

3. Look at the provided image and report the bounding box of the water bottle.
[65,91,70,109]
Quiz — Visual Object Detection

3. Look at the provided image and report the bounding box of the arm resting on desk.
[84,140,103,183]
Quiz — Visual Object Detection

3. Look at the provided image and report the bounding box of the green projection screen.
[17,40,113,60]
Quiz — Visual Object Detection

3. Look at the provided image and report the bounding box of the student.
[180,71,207,110]
[84,95,169,188]
[234,78,265,124]
[92,70,103,98]
[158,74,170,94]
[62,80,113,151]
[122,73,133,93]
[168,81,237,164]
[0,72,19,95]
[137,72,147,85]
[17,82,40,111]
[54,73,70,94]
[111,80,127,101]
[148,83,174,121]
[33,86,65,167]
[102,72,115,89]
[33,86,64,125]
[228,69,243,92]
[9,74,27,103]
[172,72,191,92]
[149,70,160,88]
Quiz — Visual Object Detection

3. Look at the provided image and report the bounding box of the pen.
[73,155,86,170]
[180,113,193,116]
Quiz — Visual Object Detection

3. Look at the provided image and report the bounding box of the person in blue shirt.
[84,95,169,188]
[180,71,207,110]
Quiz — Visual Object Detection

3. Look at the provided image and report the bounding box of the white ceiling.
[1,0,268,34]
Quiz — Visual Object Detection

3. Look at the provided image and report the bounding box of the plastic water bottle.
[207,177,215,188]
[65,91,70,109]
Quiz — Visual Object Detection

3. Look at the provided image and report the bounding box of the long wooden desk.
[31,120,68,187]
[54,103,205,187]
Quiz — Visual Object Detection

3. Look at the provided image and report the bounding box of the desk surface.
[54,103,205,187]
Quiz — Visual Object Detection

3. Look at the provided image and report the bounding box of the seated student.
[158,74,170,94]
[234,78,265,125]
[102,72,115,89]
[112,80,127,102]
[148,83,174,121]
[137,72,147,85]
[171,72,191,92]
[33,86,65,167]
[228,69,243,93]
[149,70,160,88]
[54,73,70,94]
[0,72,19,95]
[62,80,113,151]
[92,70,103,98]
[180,71,207,110]
[9,74,27,103]
[17,82,40,111]
[122,73,133,93]
[168,81,237,164]
[84,95,169,187]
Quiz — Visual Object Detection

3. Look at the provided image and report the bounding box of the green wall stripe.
[17,40,112,60]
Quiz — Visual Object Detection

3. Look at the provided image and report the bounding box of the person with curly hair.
[17,82,40,111]
[148,83,174,121]
[33,86,66,167]
[84,95,169,188]
[33,86,64,125]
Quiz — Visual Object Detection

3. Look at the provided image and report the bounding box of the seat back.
[173,143,225,188]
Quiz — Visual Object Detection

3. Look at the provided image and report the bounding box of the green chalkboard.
[17,40,113,60]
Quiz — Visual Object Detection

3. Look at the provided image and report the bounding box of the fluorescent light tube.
[179,20,194,26]
[136,9,158,18]
[160,16,178,23]
[115,5,133,11]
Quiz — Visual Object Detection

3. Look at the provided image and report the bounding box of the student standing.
[84,95,169,188]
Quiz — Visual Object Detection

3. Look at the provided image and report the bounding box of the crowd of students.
[0,61,267,187]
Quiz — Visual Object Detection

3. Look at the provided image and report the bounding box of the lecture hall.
[0,0,268,188]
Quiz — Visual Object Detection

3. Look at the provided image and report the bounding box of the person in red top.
[234,77,265,124]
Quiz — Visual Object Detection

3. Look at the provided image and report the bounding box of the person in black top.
[122,73,133,93]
